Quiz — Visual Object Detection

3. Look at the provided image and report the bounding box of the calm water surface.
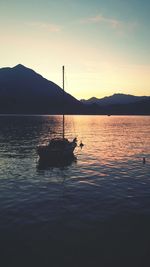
[0,115,150,267]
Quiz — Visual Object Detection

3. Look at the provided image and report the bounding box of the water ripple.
[0,115,150,230]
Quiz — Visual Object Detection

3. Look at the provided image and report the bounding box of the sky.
[0,0,150,99]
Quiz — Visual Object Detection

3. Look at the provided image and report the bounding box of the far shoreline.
[0,113,150,116]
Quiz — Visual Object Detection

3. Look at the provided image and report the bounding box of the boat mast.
[62,66,65,139]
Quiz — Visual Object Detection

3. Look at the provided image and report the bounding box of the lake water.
[0,115,150,267]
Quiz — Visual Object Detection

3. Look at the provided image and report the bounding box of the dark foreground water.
[0,115,150,267]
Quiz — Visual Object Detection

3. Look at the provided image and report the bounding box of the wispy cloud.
[80,14,137,34]
[81,14,121,29]
[26,22,62,32]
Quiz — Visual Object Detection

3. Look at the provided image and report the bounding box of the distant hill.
[98,98,150,115]
[0,64,84,114]
[81,94,150,115]
[81,93,149,106]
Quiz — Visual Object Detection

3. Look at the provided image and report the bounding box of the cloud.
[82,14,121,29]
[80,14,137,34]
[26,22,62,32]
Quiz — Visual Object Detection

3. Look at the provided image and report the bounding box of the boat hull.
[37,139,77,164]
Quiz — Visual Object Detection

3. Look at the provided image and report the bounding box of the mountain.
[0,65,149,115]
[0,64,84,114]
[99,98,150,115]
[81,93,149,106]
[81,93,150,115]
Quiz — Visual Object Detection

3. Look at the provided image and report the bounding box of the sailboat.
[37,66,77,163]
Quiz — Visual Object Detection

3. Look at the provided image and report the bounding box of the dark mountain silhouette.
[0,64,149,115]
[97,98,150,115]
[0,64,84,114]
[81,93,148,106]
[81,93,150,115]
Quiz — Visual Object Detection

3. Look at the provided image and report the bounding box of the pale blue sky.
[0,0,150,99]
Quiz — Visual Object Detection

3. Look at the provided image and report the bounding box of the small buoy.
[79,141,84,149]
[143,157,146,164]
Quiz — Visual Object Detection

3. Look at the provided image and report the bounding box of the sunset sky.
[1,0,150,99]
